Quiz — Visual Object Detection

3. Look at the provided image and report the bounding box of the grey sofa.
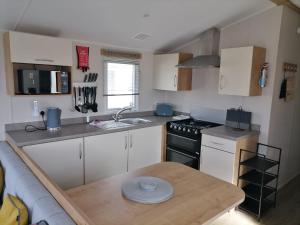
[0,141,76,225]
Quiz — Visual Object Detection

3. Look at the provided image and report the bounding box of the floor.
[210,175,300,225]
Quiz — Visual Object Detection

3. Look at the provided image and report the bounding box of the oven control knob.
[178,126,182,131]
[187,129,191,133]
[174,126,177,130]
[194,130,198,135]
[169,124,173,129]
[182,127,186,132]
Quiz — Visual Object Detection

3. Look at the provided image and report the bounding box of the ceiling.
[0,0,275,52]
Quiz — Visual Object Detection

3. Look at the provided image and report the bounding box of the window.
[104,60,139,111]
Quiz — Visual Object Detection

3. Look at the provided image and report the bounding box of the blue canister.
[46,107,62,131]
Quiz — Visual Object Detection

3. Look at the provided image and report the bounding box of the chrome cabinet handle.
[35,58,55,63]
[79,143,83,159]
[174,74,177,88]
[211,141,224,146]
[130,134,133,148]
[125,136,128,150]
[219,75,225,90]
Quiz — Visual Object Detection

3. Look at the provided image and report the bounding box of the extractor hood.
[177,28,220,68]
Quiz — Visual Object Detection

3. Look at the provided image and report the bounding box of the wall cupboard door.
[7,31,73,66]
[153,53,193,91]
[218,46,266,96]
[200,145,235,183]
[23,138,84,190]
[84,131,128,183]
[128,126,162,172]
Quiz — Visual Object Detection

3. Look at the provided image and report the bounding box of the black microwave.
[17,69,70,95]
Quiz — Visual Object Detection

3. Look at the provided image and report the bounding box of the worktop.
[6,115,172,147]
[67,162,245,225]
[201,125,259,141]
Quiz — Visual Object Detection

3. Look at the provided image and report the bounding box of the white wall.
[164,6,283,143]
[0,31,163,139]
[268,6,300,187]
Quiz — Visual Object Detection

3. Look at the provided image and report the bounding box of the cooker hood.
[177,28,220,68]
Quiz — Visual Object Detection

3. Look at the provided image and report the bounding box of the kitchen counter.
[67,162,245,225]
[201,125,259,141]
[6,115,172,147]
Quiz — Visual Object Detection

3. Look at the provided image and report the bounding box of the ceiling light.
[133,33,151,41]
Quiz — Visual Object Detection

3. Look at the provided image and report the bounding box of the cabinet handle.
[79,143,83,159]
[220,75,225,90]
[35,58,55,63]
[174,74,177,88]
[125,136,128,150]
[130,134,133,148]
[211,141,224,146]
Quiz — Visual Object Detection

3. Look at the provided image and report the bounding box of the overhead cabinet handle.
[35,58,55,63]
[79,143,83,159]
[125,136,128,150]
[130,134,133,148]
[174,74,177,87]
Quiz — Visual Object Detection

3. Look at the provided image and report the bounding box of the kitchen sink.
[99,120,133,130]
[120,118,152,125]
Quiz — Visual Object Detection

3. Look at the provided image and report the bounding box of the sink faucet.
[112,106,132,122]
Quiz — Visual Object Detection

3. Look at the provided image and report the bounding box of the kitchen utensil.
[94,73,98,82]
[279,71,287,99]
[78,87,84,111]
[74,87,81,112]
[81,87,88,113]
[91,87,98,112]
[121,176,173,204]
[84,74,88,83]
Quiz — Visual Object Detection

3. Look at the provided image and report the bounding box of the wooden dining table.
[66,162,245,225]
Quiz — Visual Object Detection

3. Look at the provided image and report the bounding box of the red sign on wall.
[76,45,89,72]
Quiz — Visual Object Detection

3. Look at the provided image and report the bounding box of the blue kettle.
[47,107,62,131]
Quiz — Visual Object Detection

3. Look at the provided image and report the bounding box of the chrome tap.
[112,106,132,122]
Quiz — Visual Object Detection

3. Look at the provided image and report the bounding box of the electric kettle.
[46,107,62,131]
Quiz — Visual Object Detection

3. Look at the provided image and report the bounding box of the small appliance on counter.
[46,107,62,131]
[226,108,252,130]
[154,103,173,116]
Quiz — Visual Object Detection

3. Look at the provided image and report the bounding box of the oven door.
[167,133,201,155]
[166,147,199,170]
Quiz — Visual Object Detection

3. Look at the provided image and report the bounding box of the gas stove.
[167,119,221,138]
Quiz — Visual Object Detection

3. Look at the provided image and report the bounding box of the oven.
[166,132,201,170]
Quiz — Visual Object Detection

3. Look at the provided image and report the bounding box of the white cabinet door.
[9,31,73,66]
[153,53,179,91]
[128,126,162,171]
[219,47,253,96]
[23,138,84,190]
[84,131,128,183]
[200,145,235,183]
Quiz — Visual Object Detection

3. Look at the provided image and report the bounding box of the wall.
[268,6,300,187]
[0,31,163,139]
[164,6,283,143]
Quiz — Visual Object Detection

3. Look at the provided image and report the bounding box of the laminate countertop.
[67,162,245,225]
[201,125,259,141]
[6,116,172,147]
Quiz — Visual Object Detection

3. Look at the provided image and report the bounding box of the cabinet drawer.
[202,134,236,153]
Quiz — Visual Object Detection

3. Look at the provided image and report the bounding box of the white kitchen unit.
[5,31,73,66]
[23,138,84,190]
[200,134,258,184]
[84,131,128,183]
[153,53,193,91]
[128,126,162,171]
[218,46,266,96]
[85,126,163,183]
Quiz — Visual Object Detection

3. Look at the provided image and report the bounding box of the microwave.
[17,69,70,95]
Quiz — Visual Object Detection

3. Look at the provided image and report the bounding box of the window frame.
[103,59,140,113]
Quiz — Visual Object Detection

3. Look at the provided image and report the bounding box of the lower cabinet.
[84,131,128,183]
[85,126,163,183]
[200,145,235,183]
[23,138,84,190]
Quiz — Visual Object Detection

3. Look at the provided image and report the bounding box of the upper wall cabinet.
[5,31,73,66]
[218,46,266,96]
[153,53,193,91]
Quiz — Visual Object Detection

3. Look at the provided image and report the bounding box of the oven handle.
[167,133,199,142]
[167,147,198,160]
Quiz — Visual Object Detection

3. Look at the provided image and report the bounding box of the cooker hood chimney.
[177,28,220,68]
